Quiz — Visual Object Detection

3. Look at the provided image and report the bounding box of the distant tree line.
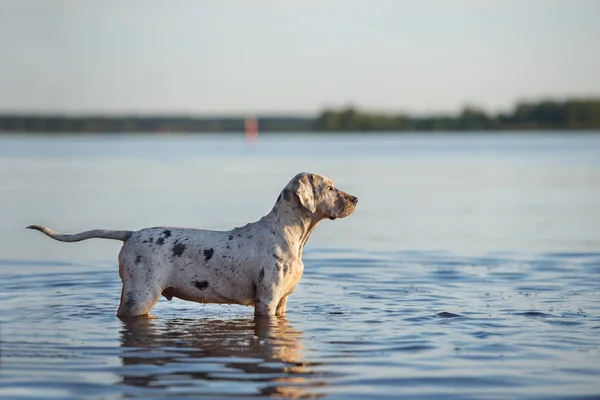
[1,99,599,133]
[0,115,316,133]
[316,99,600,131]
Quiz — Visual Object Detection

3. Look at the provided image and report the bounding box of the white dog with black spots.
[28,172,358,317]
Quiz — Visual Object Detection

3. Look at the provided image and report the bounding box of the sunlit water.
[1,133,599,399]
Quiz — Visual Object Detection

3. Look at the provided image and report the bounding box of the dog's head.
[280,173,358,220]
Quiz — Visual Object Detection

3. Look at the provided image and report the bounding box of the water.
[1,132,599,399]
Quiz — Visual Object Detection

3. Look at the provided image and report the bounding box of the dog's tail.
[26,225,133,242]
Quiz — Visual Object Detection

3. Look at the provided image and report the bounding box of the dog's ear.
[295,175,316,213]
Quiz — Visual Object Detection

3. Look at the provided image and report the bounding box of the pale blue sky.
[0,0,599,115]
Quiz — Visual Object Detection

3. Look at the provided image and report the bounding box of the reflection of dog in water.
[119,316,327,398]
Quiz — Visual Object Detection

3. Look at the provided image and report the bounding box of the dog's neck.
[261,198,323,259]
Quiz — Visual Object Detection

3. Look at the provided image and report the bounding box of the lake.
[1,132,599,399]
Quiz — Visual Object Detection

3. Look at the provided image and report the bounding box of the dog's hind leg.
[117,281,162,317]
[117,254,163,317]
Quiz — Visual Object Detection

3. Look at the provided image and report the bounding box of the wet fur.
[27,173,358,317]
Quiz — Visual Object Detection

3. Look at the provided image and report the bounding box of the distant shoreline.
[2,99,599,133]
[2,129,600,135]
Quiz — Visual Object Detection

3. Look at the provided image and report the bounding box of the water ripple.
[1,250,599,399]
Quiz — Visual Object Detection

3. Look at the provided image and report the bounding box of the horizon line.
[2,96,600,118]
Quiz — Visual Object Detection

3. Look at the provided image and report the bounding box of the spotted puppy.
[27,172,358,317]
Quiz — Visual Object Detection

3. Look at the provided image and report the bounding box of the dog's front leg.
[275,296,288,315]
[254,285,279,316]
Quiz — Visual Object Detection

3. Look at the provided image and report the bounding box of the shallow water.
[1,133,599,399]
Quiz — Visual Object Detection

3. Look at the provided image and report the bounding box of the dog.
[27,172,358,317]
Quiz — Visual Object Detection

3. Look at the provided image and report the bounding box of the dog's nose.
[350,196,358,204]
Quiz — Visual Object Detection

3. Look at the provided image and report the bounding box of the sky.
[0,0,599,115]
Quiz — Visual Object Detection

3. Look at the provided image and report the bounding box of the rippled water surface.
[1,133,599,399]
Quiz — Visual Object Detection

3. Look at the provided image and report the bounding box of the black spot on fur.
[142,240,148,243]
[172,243,186,257]
[194,280,209,290]
[226,245,230,249]
[283,188,292,202]
[135,255,142,264]
[203,248,214,261]
[149,237,154,243]
[273,253,283,262]
[283,265,289,275]
[259,268,265,283]
[125,292,136,308]
[247,235,253,238]
[309,174,317,202]
[228,235,233,240]
[163,229,171,238]
[156,237,165,245]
